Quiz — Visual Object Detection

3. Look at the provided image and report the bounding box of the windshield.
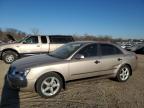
[49,43,83,59]
[17,36,29,43]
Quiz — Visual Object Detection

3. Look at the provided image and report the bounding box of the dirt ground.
[0,55,144,108]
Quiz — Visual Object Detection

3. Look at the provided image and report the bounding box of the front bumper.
[7,74,27,88]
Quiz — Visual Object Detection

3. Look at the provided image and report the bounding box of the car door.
[19,36,41,54]
[98,43,124,75]
[69,43,103,80]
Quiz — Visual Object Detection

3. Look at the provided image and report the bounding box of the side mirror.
[74,54,85,59]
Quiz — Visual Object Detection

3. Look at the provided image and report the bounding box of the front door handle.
[118,58,122,61]
[95,60,100,64]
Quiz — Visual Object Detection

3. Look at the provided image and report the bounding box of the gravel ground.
[0,55,144,108]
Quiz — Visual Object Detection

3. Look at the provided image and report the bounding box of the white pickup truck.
[0,35,74,64]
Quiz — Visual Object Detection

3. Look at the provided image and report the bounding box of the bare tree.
[31,28,39,35]
[0,28,2,36]
[0,28,26,42]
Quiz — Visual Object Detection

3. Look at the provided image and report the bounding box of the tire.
[36,72,63,98]
[2,51,18,64]
[116,65,131,82]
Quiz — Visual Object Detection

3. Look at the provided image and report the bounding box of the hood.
[0,43,19,48]
[11,54,62,70]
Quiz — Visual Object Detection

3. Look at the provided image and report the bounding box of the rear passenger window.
[49,36,74,44]
[41,36,47,44]
[100,44,122,56]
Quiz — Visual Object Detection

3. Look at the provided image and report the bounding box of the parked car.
[0,35,74,64]
[121,44,134,51]
[134,46,144,54]
[7,41,137,98]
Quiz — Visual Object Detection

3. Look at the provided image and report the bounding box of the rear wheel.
[36,72,63,98]
[116,65,131,82]
[2,51,18,64]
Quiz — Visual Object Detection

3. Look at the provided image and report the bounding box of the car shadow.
[0,76,20,108]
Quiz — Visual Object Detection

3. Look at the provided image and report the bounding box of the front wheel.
[116,65,131,82]
[2,51,18,64]
[36,72,63,98]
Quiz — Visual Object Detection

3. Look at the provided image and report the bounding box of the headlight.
[24,68,30,76]
[11,68,30,76]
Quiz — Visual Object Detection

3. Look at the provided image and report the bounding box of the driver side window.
[77,44,98,58]
[24,36,38,44]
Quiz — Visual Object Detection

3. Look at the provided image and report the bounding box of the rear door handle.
[118,58,122,61]
[95,60,100,64]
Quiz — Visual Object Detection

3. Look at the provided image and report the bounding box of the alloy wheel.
[119,67,130,81]
[41,77,60,96]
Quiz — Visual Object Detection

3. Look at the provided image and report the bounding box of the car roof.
[69,41,112,45]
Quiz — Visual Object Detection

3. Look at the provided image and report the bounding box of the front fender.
[26,63,70,84]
